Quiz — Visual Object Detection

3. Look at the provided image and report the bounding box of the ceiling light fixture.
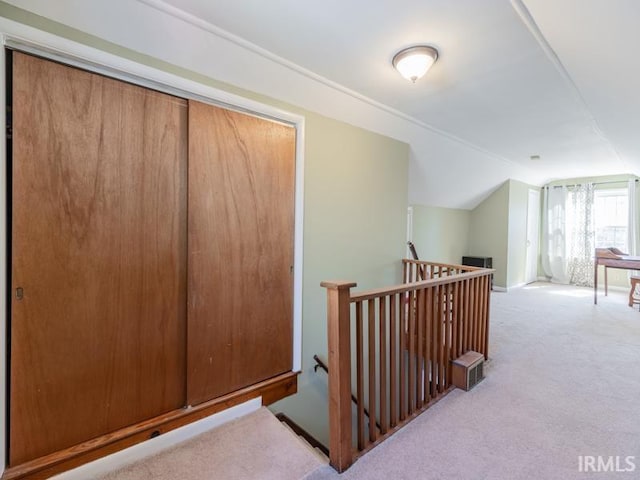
[392,45,439,83]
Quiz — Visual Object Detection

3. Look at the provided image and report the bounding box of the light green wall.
[412,181,538,288]
[271,116,409,447]
[0,4,410,448]
[468,179,539,289]
[468,182,509,287]
[410,205,470,264]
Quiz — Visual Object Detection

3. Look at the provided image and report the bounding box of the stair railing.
[321,259,493,472]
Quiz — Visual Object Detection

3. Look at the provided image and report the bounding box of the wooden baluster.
[379,296,388,434]
[466,278,472,353]
[422,286,429,404]
[355,301,365,451]
[484,276,491,360]
[479,276,486,357]
[462,278,472,355]
[438,284,445,393]
[408,290,416,414]
[460,280,466,354]
[482,276,487,352]
[416,288,424,409]
[484,274,490,356]
[321,281,356,473]
[452,281,459,359]
[444,282,452,387]
[403,260,408,285]
[368,299,377,443]
[389,294,398,428]
[424,286,432,403]
[456,281,464,358]
[431,284,439,398]
[474,277,481,352]
[400,290,407,421]
[467,278,473,353]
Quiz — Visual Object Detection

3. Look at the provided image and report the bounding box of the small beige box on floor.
[451,351,484,391]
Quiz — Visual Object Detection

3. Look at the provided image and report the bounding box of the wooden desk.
[594,248,640,304]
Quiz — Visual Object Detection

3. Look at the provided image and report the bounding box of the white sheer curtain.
[541,183,595,286]
[566,183,595,286]
[628,179,638,257]
[542,185,569,283]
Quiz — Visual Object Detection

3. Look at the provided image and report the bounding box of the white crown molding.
[137,0,522,169]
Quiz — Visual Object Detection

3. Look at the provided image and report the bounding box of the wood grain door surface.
[10,52,188,465]
[187,101,295,405]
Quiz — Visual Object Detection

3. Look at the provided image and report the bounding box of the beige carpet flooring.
[84,283,640,480]
[94,407,325,480]
[307,282,640,480]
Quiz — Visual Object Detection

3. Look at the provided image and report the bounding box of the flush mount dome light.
[392,45,439,83]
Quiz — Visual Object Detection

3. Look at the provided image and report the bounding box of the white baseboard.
[493,282,533,293]
[498,283,525,292]
[52,398,262,479]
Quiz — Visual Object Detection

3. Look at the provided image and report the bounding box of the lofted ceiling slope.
[156,0,638,195]
[3,0,638,208]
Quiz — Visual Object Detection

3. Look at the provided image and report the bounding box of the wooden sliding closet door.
[10,52,188,465]
[187,102,295,405]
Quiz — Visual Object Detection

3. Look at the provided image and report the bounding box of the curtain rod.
[547,179,639,189]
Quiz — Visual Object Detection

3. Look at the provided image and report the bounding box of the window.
[594,188,628,252]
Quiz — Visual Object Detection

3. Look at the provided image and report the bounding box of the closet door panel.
[187,101,295,405]
[10,52,188,465]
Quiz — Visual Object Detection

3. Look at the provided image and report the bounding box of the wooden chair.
[629,275,640,309]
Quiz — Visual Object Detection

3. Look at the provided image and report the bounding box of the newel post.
[321,280,357,472]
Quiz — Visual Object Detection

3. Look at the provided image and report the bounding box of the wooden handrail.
[402,258,486,271]
[351,268,495,302]
[322,260,493,472]
[404,259,485,269]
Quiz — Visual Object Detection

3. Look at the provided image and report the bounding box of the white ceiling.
[4,0,639,208]
[156,0,637,181]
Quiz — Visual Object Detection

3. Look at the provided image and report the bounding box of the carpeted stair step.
[90,407,327,480]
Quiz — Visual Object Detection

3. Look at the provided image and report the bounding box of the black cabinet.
[462,256,492,268]
[462,256,493,289]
